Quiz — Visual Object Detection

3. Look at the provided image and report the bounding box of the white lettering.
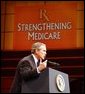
[17,22,72,32]
[28,32,61,40]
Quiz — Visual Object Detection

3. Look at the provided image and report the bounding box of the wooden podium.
[21,68,70,93]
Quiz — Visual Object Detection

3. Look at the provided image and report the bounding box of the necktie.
[37,60,40,67]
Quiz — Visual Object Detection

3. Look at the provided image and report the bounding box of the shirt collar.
[32,54,38,64]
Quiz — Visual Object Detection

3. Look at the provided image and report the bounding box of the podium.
[21,68,70,93]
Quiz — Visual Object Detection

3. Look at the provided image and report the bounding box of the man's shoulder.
[20,54,32,61]
[17,54,33,66]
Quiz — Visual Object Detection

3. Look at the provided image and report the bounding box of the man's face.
[36,45,47,60]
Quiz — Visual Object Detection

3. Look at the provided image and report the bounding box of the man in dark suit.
[10,42,47,93]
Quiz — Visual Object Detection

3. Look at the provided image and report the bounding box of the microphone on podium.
[47,60,60,69]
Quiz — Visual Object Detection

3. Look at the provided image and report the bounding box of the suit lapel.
[29,55,36,68]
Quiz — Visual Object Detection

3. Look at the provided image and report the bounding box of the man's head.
[31,42,47,60]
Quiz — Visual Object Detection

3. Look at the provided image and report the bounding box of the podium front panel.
[49,68,70,93]
[21,68,70,93]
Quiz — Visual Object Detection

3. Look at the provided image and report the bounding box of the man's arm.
[18,60,39,81]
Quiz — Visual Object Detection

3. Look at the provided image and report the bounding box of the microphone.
[47,60,60,67]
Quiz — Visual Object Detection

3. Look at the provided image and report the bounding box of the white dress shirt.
[32,54,40,73]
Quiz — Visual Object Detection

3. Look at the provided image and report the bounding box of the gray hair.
[31,42,46,53]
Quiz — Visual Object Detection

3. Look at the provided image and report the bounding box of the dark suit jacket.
[10,54,40,93]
